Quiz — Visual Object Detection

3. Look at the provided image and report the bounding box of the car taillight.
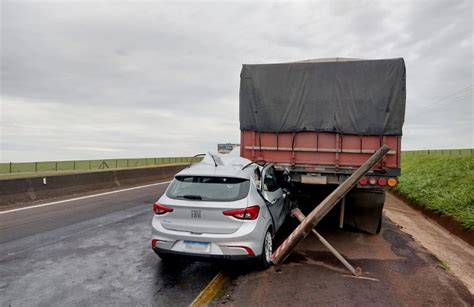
[223,206,260,220]
[377,178,387,186]
[368,178,377,185]
[228,245,255,256]
[387,178,398,187]
[359,177,368,186]
[153,202,173,215]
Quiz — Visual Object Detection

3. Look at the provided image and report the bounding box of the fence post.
[9,162,12,173]
[35,162,38,172]
[55,162,58,171]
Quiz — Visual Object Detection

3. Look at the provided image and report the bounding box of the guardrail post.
[272,144,390,265]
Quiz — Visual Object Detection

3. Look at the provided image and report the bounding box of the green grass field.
[396,151,474,230]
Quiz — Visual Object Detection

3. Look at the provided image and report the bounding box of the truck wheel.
[375,217,382,234]
[257,229,273,269]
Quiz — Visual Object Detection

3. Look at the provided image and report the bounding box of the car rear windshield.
[166,176,250,202]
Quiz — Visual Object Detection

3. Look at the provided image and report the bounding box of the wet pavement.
[214,196,474,306]
[0,183,222,306]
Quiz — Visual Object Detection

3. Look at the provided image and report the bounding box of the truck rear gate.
[241,131,401,171]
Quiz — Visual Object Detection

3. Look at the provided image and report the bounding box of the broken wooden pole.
[272,144,390,265]
[292,208,362,276]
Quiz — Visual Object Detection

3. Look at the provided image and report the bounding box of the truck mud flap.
[344,188,385,234]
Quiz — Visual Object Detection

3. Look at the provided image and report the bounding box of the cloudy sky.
[1,0,472,162]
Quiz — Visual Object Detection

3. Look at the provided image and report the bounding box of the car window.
[166,176,250,202]
[263,167,279,192]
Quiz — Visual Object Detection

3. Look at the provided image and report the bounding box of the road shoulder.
[384,192,474,293]
[213,196,473,305]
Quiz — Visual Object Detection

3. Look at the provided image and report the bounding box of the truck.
[239,58,406,234]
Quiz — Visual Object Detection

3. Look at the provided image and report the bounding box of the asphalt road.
[215,194,474,306]
[0,182,222,306]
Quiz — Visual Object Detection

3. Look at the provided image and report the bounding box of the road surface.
[214,193,473,306]
[0,182,222,306]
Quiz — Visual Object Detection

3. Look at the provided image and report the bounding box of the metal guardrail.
[0,156,202,175]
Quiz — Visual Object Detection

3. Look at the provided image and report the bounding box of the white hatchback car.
[151,151,289,268]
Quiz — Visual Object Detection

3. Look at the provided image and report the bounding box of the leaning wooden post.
[272,144,390,265]
[292,208,362,276]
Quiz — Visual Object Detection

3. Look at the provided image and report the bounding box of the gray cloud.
[1,0,472,162]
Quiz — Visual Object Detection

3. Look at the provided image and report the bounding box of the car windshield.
[166,176,250,202]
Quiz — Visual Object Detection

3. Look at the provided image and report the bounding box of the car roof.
[176,151,257,180]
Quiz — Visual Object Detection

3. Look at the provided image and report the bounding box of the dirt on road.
[214,193,473,306]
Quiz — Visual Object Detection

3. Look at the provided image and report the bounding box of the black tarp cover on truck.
[239,58,406,136]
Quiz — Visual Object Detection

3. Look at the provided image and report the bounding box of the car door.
[261,165,286,231]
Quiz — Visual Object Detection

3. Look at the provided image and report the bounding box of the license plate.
[184,240,210,252]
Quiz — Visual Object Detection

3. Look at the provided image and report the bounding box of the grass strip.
[395,153,473,230]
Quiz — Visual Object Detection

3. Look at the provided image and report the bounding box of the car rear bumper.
[151,213,270,257]
[152,246,259,261]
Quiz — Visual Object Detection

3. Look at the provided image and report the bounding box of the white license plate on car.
[184,240,210,252]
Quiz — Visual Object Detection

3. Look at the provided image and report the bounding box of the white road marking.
[0,181,171,215]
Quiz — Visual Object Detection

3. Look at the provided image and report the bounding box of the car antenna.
[208,152,218,167]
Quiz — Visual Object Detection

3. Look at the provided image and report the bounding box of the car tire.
[257,229,273,269]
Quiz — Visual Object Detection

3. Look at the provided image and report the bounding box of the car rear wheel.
[257,229,273,269]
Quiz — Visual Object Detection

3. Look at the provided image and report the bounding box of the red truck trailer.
[240,58,406,234]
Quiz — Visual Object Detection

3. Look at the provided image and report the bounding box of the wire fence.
[1,149,471,175]
[0,156,203,175]
[402,148,473,157]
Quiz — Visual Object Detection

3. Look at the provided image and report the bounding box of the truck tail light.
[377,178,387,186]
[387,178,398,187]
[223,205,260,220]
[368,178,377,185]
[359,177,368,186]
[153,202,173,215]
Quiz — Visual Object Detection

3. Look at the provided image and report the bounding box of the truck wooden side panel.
[240,131,401,171]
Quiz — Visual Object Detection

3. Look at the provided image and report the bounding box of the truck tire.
[344,188,385,234]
